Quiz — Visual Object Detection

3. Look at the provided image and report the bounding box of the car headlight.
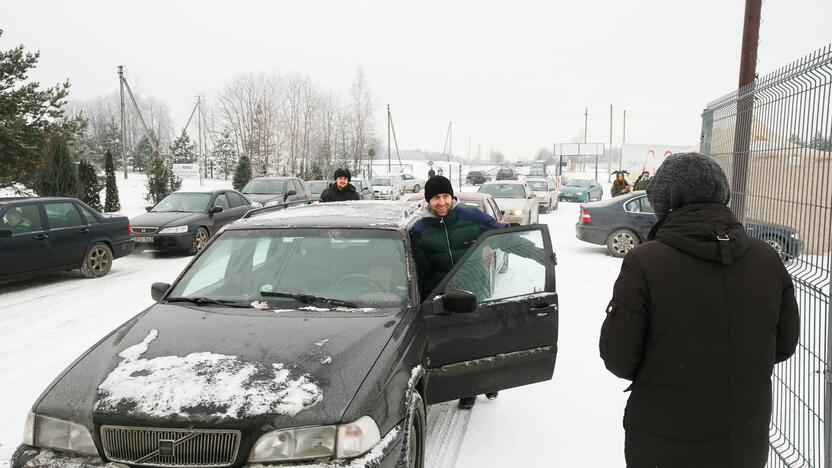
[248,416,380,463]
[23,412,98,456]
[511,209,524,216]
[159,225,188,234]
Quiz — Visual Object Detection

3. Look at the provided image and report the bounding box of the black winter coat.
[600,203,799,468]
[320,183,360,202]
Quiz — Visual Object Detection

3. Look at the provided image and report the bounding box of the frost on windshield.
[96,329,322,419]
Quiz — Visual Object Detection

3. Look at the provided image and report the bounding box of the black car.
[0,197,133,282]
[575,191,803,259]
[495,167,518,181]
[131,190,255,254]
[241,177,314,206]
[12,202,559,468]
[465,170,487,185]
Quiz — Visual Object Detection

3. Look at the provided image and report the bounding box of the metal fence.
[700,44,832,468]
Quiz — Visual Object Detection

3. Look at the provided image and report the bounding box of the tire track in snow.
[426,401,472,468]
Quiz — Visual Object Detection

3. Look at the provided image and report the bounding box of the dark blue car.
[0,197,134,282]
[575,191,802,259]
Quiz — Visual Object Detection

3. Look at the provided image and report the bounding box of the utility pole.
[197,96,204,186]
[467,135,471,161]
[387,104,391,173]
[731,0,762,222]
[118,66,128,179]
[584,108,588,144]
[620,110,626,171]
[608,105,614,182]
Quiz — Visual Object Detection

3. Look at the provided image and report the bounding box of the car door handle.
[531,303,557,317]
[79,228,90,234]
[35,234,48,241]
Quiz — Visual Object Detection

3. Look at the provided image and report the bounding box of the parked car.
[371,176,404,200]
[558,178,603,202]
[0,197,133,282]
[307,180,329,201]
[477,180,539,225]
[495,167,519,181]
[406,192,505,222]
[351,178,375,200]
[465,170,488,185]
[527,165,547,178]
[575,191,803,259]
[11,201,559,468]
[131,190,255,254]
[399,173,425,193]
[241,177,314,206]
[525,177,559,213]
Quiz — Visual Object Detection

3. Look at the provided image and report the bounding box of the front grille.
[101,425,241,467]
[133,227,158,234]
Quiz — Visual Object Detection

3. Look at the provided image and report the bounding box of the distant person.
[633,171,651,191]
[611,172,631,197]
[437,166,444,176]
[600,153,799,468]
[320,168,360,202]
[428,167,436,179]
[2,208,33,234]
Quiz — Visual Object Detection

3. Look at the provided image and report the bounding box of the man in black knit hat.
[320,168,360,202]
[600,152,799,468]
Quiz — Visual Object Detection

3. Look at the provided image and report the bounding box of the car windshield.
[353,180,365,189]
[478,184,526,198]
[307,181,328,194]
[468,171,482,176]
[168,229,409,309]
[565,179,593,187]
[242,179,286,194]
[529,168,545,176]
[152,193,212,213]
[527,181,548,191]
[371,178,391,186]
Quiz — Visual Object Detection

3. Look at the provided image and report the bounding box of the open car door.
[422,225,558,404]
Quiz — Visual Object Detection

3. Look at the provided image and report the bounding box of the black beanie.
[647,152,731,222]
[424,175,454,201]
[333,168,351,181]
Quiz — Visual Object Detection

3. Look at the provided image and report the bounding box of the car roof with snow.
[232,201,423,231]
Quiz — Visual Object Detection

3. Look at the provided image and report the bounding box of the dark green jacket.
[409,202,505,299]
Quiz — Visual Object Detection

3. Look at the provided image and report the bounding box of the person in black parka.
[320,168,360,202]
[600,153,800,468]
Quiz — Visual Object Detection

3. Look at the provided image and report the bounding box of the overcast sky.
[2,0,830,159]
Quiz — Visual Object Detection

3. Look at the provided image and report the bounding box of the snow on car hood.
[34,304,402,428]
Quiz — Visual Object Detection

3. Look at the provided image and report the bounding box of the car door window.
[488,199,501,219]
[1,204,43,235]
[226,192,242,208]
[446,229,546,302]
[639,197,655,214]
[214,194,231,210]
[624,198,642,213]
[77,204,99,224]
[44,202,84,229]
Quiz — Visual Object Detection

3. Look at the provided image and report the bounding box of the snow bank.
[96,329,322,419]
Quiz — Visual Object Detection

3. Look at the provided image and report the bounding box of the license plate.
[134,236,154,243]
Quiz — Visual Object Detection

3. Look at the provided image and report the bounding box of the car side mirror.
[151,282,171,301]
[442,289,478,314]
[0,228,11,238]
[210,206,224,214]
[284,190,297,201]
[145,205,154,212]
[528,193,535,199]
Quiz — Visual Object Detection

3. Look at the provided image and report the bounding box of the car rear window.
[478,184,525,198]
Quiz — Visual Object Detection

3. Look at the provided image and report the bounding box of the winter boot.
[485,392,499,400]
[458,396,476,410]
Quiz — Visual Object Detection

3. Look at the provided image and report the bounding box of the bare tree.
[350,69,374,170]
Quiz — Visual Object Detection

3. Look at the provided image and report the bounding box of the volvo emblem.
[158,439,175,457]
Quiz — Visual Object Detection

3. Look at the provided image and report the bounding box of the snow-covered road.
[0,177,630,467]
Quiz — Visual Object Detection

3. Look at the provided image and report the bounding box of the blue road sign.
[428,160,433,166]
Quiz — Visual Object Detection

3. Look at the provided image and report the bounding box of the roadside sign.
[428,160,433,167]
[173,164,199,178]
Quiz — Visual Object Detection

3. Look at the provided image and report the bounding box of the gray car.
[350,178,375,200]
[241,177,314,206]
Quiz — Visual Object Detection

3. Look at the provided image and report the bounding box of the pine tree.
[210,130,238,179]
[103,150,121,212]
[169,133,197,164]
[145,152,170,204]
[131,133,157,172]
[35,134,80,197]
[78,159,103,211]
[232,153,252,191]
[168,159,182,192]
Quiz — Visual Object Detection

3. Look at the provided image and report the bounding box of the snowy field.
[0,167,629,467]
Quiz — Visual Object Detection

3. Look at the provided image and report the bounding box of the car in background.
[307,180,329,201]
[371,175,404,200]
[478,180,539,225]
[241,177,314,206]
[0,197,133,282]
[525,178,559,213]
[131,190,255,254]
[528,165,548,178]
[495,167,519,181]
[575,191,803,259]
[351,178,375,200]
[407,192,506,222]
[559,178,603,202]
[466,170,488,185]
[11,201,558,468]
[399,173,425,193]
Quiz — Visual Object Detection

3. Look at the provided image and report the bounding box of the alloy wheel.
[195,229,209,251]
[612,232,635,255]
[88,246,111,273]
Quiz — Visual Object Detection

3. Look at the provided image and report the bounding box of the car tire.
[412,184,421,193]
[80,242,113,278]
[189,227,209,255]
[762,235,787,262]
[607,229,639,257]
[399,390,425,468]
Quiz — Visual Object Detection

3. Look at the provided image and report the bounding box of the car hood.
[560,186,590,195]
[131,211,205,228]
[243,193,283,204]
[492,198,529,211]
[34,304,400,430]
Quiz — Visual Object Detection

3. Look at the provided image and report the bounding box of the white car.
[370,176,404,200]
[477,180,539,225]
[399,173,426,193]
[525,177,559,213]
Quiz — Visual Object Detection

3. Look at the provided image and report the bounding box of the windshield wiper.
[260,291,357,309]
[166,296,252,308]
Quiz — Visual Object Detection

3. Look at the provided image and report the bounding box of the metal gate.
[700,44,832,467]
